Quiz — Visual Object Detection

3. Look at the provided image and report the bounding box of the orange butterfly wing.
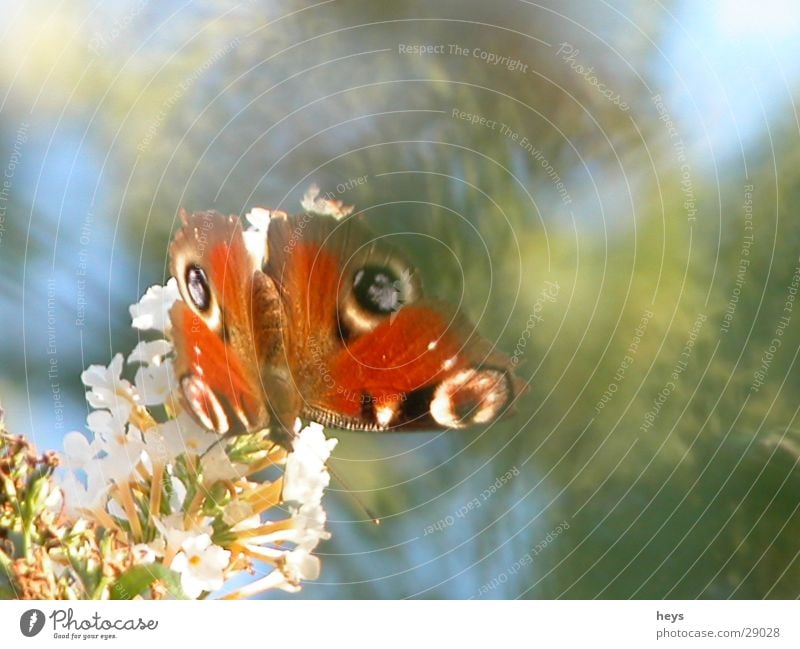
[264,212,524,431]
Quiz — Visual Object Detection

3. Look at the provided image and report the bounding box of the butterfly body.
[168,205,524,448]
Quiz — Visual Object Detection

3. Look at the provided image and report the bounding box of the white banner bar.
[1,600,798,648]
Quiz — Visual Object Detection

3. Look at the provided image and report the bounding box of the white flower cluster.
[300,184,354,220]
[56,208,336,600]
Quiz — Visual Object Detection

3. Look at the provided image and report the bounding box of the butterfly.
[168,201,525,450]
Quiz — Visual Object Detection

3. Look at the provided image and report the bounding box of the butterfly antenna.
[327,463,381,525]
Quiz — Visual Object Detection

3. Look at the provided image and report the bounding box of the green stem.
[20,522,33,562]
[0,549,16,599]
[92,575,111,600]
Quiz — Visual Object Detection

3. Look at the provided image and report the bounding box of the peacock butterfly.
[168,195,525,450]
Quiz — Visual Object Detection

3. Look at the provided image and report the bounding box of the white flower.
[227,546,321,598]
[86,409,125,440]
[161,411,219,459]
[57,431,112,518]
[61,431,94,471]
[129,279,180,333]
[140,411,218,465]
[242,208,271,267]
[86,410,146,483]
[201,443,247,484]
[132,544,158,565]
[133,361,176,406]
[95,423,145,483]
[300,184,353,219]
[223,424,334,599]
[153,514,213,559]
[292,502,331,547]
[81,354,137,420]
[140,426,171,465]
[127,339,177,406]
[243,206,272,232]
[170,534,231,599]
[57,471,109,519]
[282,422,337,505]
[243,231,267,267]
[61,270,338,599]
[237,502,329,547]
[283,547,321,584]
[128,339,173,365]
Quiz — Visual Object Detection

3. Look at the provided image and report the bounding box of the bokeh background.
[2,0,800,598]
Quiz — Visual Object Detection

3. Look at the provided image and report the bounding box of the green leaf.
[110,564,186,600]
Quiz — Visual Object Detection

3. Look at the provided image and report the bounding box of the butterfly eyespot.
[186,265,211,311]
[339,258,422,336]
[353,265,404,315]
[429,368,512,428]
